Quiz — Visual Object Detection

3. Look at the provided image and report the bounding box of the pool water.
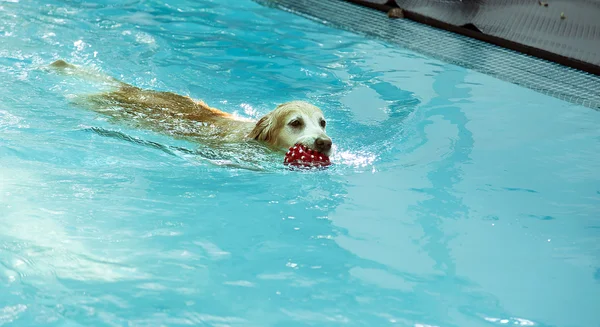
[1,0,599,326]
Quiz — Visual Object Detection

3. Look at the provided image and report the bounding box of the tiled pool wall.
[258,0,600,110]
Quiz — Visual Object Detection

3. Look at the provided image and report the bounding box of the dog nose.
[315,137,332,153]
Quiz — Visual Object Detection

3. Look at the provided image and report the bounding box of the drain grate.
[256,0,600,110]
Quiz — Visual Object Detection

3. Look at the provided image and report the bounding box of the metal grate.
[256,0,600,110]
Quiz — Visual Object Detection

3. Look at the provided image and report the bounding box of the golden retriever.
[49,60,333,158]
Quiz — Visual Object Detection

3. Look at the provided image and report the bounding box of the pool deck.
[260,0,600,110]
[351,0,600,77]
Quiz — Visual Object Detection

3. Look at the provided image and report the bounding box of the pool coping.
[346,0,600,77]
[257,0,600,110]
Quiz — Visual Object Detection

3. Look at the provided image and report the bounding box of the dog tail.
[50,59,76,69]
[48,59,123,86]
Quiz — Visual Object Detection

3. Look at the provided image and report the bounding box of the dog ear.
[248,113,274,143]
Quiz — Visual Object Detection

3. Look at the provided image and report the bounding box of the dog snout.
[314,137,332,153]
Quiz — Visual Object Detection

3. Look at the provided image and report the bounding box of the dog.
[48,60,333,159]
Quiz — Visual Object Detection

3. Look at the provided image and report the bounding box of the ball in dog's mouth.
[284,143,331,169]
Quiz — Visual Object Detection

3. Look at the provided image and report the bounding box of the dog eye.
[289,120,302,127]
[320,120,326,128]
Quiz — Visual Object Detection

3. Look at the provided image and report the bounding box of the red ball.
[284,144,331,169]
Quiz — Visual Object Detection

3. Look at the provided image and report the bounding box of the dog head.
[248,101,332,156]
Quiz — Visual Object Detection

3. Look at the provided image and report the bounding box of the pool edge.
[257,0,600,111]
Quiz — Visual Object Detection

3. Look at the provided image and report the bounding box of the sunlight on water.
[484,317,536,326]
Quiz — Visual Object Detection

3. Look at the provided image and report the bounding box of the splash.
[330,146,377,168]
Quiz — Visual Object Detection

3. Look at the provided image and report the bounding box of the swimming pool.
[1,0,599,326]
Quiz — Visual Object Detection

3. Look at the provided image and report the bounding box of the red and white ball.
[284,144,331,169]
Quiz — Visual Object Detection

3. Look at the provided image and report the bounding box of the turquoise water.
[1,0,599,326]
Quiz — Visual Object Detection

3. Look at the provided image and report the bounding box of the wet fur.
[49,60,331,154]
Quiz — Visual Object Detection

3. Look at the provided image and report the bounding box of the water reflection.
[325,62,523,326]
